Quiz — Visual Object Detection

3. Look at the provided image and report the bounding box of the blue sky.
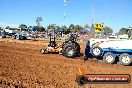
[0,0,131,33]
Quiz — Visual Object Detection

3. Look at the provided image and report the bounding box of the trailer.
[85,39,132,65]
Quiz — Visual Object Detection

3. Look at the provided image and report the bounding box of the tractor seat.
[48,41,57,47]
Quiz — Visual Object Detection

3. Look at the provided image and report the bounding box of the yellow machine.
[40,33,81,58]
[40,34,62,54]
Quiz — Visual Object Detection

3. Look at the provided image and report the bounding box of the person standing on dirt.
[84,40,92,60]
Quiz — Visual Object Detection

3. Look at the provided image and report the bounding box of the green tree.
[5,26,10,29]
[33,26,45,32]
[19,24,27,31]
[127,29,132,38]
[36,17,42,26]
[62,25,68,30]
[47,24,56,30]
[102,26,113,36]
[74,25,83,32]
[69,24,74,31]
[28,26,33,29]
[47,24,57,33]
[119,28,129,34]
[84,24,90,29]
[28,26,33,31]
[118,28,132,38]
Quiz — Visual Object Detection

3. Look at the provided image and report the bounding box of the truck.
[12,33,27,40]
[84,39,132,65]
[0,28,28,40]
[4,28,18,36]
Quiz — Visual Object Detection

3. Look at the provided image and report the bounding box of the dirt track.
[0,39,132,88]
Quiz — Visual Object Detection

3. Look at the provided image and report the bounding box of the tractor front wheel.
[40,48,48,54]
[63,44,76,58]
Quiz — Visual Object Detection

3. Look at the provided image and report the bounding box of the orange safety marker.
[77,66,85,75]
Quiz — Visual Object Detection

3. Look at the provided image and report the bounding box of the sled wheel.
[63,44,76,58]
[91,47,102,57]
[119,53,132,66]
[103,52,116,64]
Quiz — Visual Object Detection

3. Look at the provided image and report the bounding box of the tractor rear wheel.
[74,42,80,56]
[62,41,80,58]
[63,44,76,58]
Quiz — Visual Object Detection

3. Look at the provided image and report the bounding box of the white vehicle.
[108,35,117,39]
[90,40,132,65]
[4,29,18,33]
[4,28,19,36]
[89,38,127,48]
[117,34,129,39]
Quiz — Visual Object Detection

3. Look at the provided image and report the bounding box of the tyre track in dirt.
[1,44,131,75]
[0,39,132,88]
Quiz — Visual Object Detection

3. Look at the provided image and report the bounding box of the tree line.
[5,23,115,36]
[116,27,132,38]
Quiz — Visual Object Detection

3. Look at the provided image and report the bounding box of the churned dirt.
[0,38,132,88]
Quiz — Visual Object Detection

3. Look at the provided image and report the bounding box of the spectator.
[84,40,92,60]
